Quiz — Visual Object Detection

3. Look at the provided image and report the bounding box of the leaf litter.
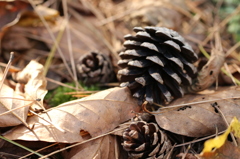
[1,0,240,158]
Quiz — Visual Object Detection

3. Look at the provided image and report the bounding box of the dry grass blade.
[43,19,66,76]
[175,130,226,148]
[224,63,237,85]
[62,0,81,90]
[29,110,65,133]
[28,0,75,81]
[19,143,59,159]
[162,0,192,18]
[69,7,120,61]
[65,91,99,95]
[46,77,77,90]
[65,90,98,98]
[0,136,43,157]
[0,98,35,117]
[201,5,240,46]
[97,5,143,26]
[0,52,14,91]
[199,45,240,85]
[212,105,237,146]
[226,41,240,57]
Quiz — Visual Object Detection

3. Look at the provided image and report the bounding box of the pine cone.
[118,27,198,105]
[77,51,114,84]
[122,121,171,159]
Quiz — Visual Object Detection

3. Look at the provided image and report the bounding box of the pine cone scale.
[148,67,164,84]
[162,67,182,84]
[157,83,172,102]
[128,59,152,68]
[146,55,166,67]
[135,76,152,86]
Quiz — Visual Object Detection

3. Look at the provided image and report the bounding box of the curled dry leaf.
[187,31,225,93]
[155,86,240,137]
[62,135,126,159]
[12,60,47,111]
[3,87,140,143]
[0,60,47,127]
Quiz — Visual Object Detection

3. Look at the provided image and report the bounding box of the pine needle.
[0,136,43,157]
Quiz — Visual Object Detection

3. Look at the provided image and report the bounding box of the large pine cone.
[118,27,198,105]
[77,51,114,84]
[122,121,171,159]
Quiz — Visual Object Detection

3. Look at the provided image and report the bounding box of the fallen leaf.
[199,141,240,159]
[200,117,240,158]
[62,135,127,159]
[0,1,32,30]
[155,86,240,137]
[0,60,47,127]
[12,60,47,111]
[3,87,140,143]
[0,82,29,127]
[187,31,225,93]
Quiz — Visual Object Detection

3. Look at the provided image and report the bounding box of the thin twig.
[175,130,225,147]
[0,52,14,91]
[62,0,82,90]
[28,0,75,80]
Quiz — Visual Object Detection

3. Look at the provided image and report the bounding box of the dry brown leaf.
[0,1,33,30]
[62,135,127,159]
[3,87,140,143]
[12,60,47,111]
[155,86,240,137]
[187,31,225,93]
[0,60,47,127]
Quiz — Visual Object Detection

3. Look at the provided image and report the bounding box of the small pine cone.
[77,51,114,84]
[122,121,171,159]
[118,26,198,105]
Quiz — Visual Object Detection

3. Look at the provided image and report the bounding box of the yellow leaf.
[200,117,240,157]
[231,117,240,138]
